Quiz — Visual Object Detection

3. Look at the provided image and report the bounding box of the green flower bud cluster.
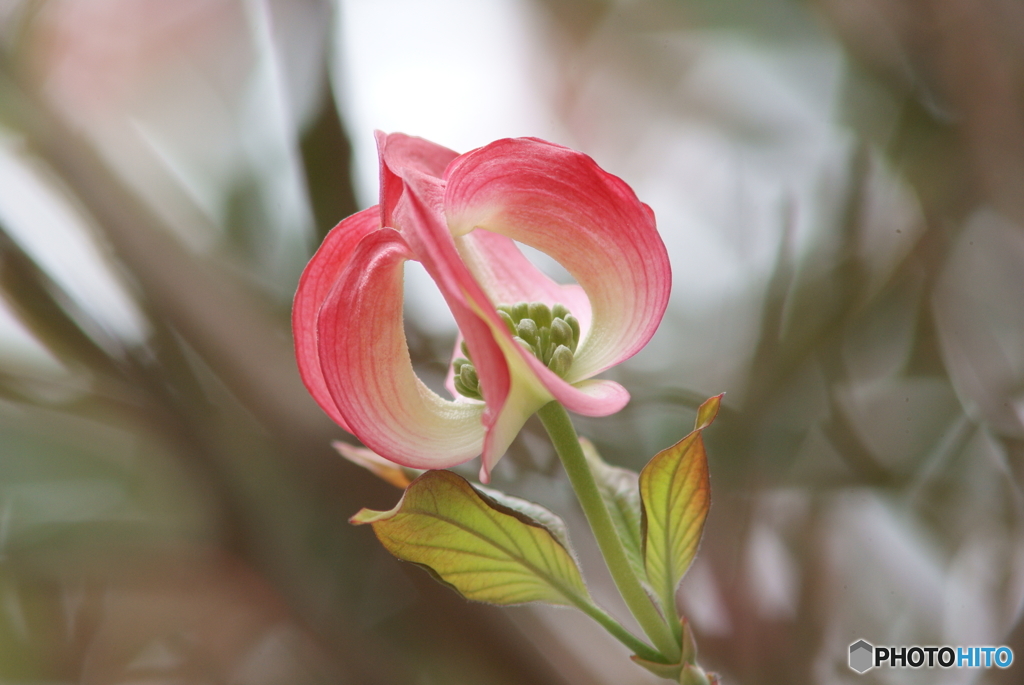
[499,302,580,376]
[452,302,581,401]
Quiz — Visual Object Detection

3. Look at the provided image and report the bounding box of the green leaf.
[351,470,591,607]
[579,437,645,581]
[474,483,573,551]
[639,395,718,618]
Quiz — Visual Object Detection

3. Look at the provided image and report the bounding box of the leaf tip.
[349,507,389,526]
[694,394,724,431]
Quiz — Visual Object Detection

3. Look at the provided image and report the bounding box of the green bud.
[512,301,530,321]
[459,365,479,394]
[516,319,539,347]
[529,302,552,329]
[454,375,481,400]
[547,345,573,377]
[453,359,483,400]
[565,315,580,353]
[680,665,712,685]
[550,317,573,348]
[538,326,551,363]
[497,310,517,334]
[457,301,582,395]
[512,336,536,355]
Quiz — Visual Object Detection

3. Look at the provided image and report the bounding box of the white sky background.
[333,0,562,207]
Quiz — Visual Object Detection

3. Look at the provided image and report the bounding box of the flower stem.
[537,401,682,662]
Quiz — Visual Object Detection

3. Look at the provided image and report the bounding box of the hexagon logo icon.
[849,640,874,673]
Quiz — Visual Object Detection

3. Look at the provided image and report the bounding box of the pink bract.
[293,132,671,481]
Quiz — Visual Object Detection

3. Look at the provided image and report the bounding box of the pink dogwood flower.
[293,132,670,481]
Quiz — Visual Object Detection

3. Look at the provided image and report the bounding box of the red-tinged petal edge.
[444,138,671,383]
[317,227,486,469]
[292,207,380,431]
[376,131,458,229]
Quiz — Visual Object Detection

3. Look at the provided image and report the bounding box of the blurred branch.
[299,76,360,244]
[0,229,125,376]
[0,58,333,446]
[819,0,1024,223]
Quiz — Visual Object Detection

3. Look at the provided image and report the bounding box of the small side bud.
[680,664,713,685]
[547,345,573,377]
[552,303,570,320]
[460,340,472,361]
[454,363,483,400]
[459,364,479,389]
[454,377,479,399]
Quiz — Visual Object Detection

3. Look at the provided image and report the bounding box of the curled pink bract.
[293,133,671,481]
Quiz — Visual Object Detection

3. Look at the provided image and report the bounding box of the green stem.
[538,401,681,662]
[663,592,683,646]
[570,596,664,663]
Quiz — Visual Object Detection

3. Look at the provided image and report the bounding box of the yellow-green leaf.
[639,395,718,618]
[693,393,723,431]
[474,483,573,551]
[580,437,645,581]
[351,470,591,607]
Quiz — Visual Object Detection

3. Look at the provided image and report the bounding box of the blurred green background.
[1,0,1023,683]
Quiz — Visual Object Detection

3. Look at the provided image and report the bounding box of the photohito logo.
[848,640,1013,673]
